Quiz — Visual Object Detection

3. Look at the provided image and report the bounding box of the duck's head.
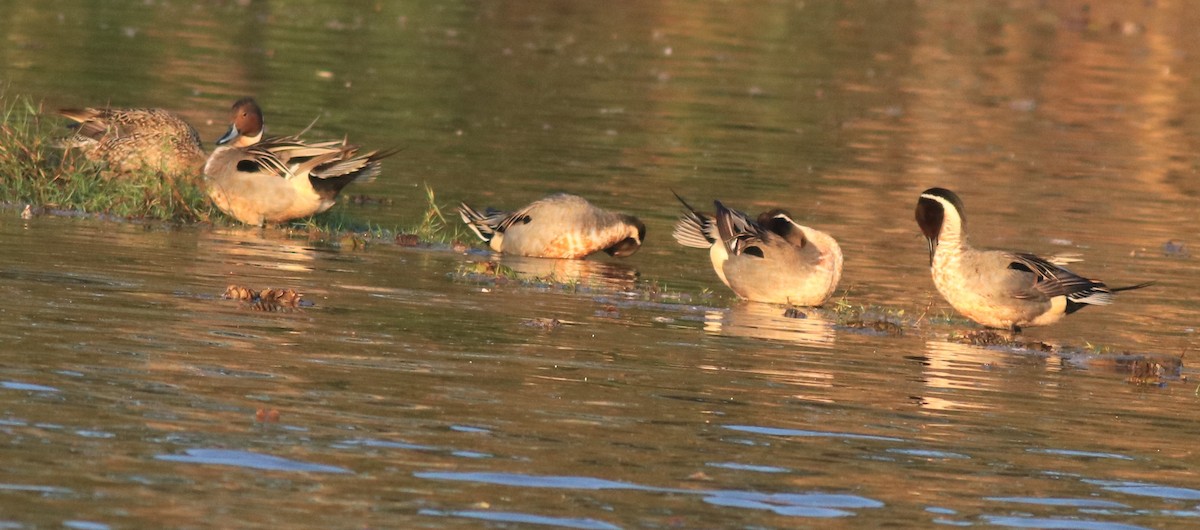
[604,216,647,258]
[915,187,965,263]
[216,98,264,147]
[757,208,808,248]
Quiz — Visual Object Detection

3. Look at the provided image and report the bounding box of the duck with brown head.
[915,187,1152,331]
[203,98,397,226]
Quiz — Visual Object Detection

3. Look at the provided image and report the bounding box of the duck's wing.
[714,200,771,259]
[1007,252,1113,305]
[310,147,399,183]
[235,137,342,178]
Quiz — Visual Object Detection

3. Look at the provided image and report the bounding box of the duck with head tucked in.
[914,187,1153,331]
[57,106,206,178]
[673,194,843,306]
[203,98,395,226]
[458,193,645,259]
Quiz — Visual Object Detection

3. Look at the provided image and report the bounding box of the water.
[3,1,1200,528]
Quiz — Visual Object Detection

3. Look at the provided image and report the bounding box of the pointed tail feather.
[57,108,103,124]
[1065,280,1154,312]
[458,202,496,243]
[57,108,110,142]
[1112,280,1155,293]
[307,147,399,199]
[671,191,715,248]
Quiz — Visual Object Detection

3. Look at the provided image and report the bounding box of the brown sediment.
[951,329,1053,352]
[841,319,904,336]
[396,233,422,247]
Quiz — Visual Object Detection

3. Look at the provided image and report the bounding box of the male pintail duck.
[203,98,395,225]
[673,194,843,306]
[458,194,645,259]
[915,187,1153,331]
[57,107,205,178]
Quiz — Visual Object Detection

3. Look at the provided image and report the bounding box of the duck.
[203,98,394,226]
[672,194,843,306]
[914,187,1152,331]
[458,193,645,259]
[57,106,206,178]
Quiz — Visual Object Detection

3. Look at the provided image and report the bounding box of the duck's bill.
[216,125,239,146]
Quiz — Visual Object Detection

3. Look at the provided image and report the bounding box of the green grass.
[396,183,466,244]
[297,183,465,246]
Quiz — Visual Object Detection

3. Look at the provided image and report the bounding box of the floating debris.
[1163,240,1188,257]
[20,204,32,220]
[255,408,281,422]
[1127,359,1171,386]
[454,260,514,283]
[334,233,368,250]
[223,285,307,312]
[521,317,562,330]
[1061,352,1183,386]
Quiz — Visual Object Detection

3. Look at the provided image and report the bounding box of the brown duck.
[58,107,205,178]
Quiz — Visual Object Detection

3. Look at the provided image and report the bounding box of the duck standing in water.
[458,194,645,259]
[672,194,843,306]
[914,187,1152,331]
[203,98,394,226]
[57,107,206,178]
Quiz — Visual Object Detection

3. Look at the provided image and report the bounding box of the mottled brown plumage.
[58,107,205,177]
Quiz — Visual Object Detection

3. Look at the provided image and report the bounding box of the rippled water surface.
[3,1,1200,528]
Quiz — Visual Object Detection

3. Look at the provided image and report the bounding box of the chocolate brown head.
[216,98,265,147]
[915,187,965,263]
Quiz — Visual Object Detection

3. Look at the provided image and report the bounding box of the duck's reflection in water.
[704,302,836,349]
[912,340,1011,413]
[700,302,837,390]
[199,227,326,275]
[482,255,640,292]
